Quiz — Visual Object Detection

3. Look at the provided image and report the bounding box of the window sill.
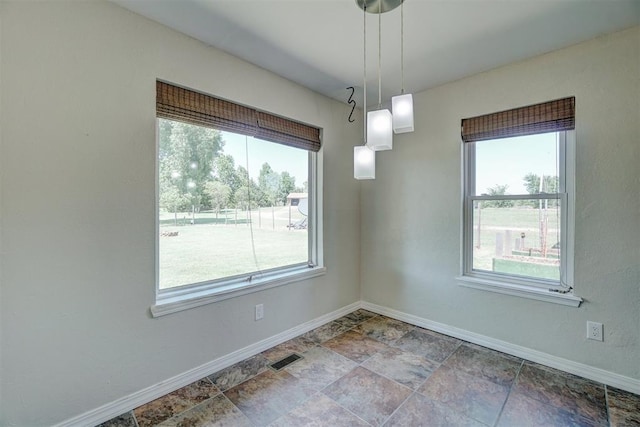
[456,275,582,307]
[151,266,327,318]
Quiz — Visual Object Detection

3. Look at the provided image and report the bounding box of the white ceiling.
[113,0,640,107]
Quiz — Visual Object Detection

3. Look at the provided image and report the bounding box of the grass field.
[159,206,307,289]
[472,206,561,279]
[159,205,561,289]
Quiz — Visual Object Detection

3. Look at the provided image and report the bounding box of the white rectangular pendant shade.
[392,93,414,134]
[354,146,375,180]
[366,109,393,151]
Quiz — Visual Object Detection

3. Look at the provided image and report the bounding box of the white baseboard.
[54,299,639,426]
[54,301,361,427]
[361,301,640,395]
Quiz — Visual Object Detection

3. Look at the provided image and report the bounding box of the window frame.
[458,112,580,306]
[152,84,325,317]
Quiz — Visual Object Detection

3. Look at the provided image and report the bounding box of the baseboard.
[361,301,640,395]
[54,301,361,427]
[54,299,639,426]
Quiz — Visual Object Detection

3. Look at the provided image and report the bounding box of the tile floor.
[99,310,640,427]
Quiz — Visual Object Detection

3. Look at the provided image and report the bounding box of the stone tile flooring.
[99,310,640,426]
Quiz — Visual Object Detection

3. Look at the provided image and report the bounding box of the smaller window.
[460,98,579,305]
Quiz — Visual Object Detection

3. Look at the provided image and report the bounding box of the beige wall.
[0,2,361,425]
[1,1,638,425]
[0,2,3,415]
[361,26,639,380]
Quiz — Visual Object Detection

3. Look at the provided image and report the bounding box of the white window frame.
[151,124,325,317]
[458,130,581,307]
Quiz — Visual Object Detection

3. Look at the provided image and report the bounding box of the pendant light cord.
[363,2,367,144]
[377,7,382,108]
[401,1,405,94]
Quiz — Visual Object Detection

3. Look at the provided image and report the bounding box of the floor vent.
[270,353,303,371]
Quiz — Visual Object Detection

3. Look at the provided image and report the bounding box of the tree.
[213,154,241,198]
[234,184,260,210]
[277,171,296,205]
[258,162,280,206]
[158,119,224,213]
[522,173,559,207]
[523,173,559,194]
[204,181,231,219]
[482,184,514,208]
[159,185,190,225]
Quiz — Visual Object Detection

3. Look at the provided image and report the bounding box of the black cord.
[549,286,573,294]
[346,86,357,123]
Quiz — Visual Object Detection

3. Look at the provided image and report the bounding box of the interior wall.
[0,2,3,414]
[0,2,361,425]
[361,26,639,381]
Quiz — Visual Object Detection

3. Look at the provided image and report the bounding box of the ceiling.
[113,0,640,107]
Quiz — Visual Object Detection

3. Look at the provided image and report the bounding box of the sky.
[220,131,308,187]
[475,132,560,195]
[218,129,558,195]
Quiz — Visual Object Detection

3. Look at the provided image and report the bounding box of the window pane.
[474,133,559,196]
[471,199,561,282]
[158,119,309,289]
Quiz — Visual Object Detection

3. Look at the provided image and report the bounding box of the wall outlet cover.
[255,304,264,321]
[587,321,603,341]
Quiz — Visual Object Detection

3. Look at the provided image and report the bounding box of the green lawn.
[159,206,307,289]
[473,206,561,279]
[159,205,561,289]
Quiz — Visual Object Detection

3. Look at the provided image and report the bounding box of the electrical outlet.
[255,304,264,321]
[587,321,603,341]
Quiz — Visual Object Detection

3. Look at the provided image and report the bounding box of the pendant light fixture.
[354,0,413,180]
[392,1,414,134]
[354,145,376,179]
[354,1,376,179]
[366,2,393,151]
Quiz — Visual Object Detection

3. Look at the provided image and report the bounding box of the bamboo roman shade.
[461,97,575,143]
[156,81,321,152]
[255,111,320,151]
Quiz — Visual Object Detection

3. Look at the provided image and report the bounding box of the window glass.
[158,119,309,290]
[474,134,559,196]
[465,132,566,286]
[471,198,561,281]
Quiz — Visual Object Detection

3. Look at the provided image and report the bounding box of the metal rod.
[363,2,367,143]
[401,1,405,94]
[378,6,382,108]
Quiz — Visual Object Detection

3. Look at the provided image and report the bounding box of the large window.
[153,81,323,315]
[460,98,579,305]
